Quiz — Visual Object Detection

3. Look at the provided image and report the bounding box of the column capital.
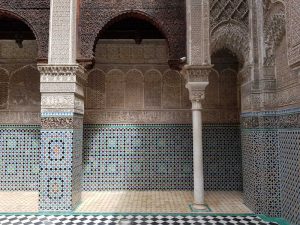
[182,64,213,83]
[38,64,87,115]
[38,64,87,85]
[181,65,212,109]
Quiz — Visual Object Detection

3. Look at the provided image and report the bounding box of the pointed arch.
[211,21,249,66]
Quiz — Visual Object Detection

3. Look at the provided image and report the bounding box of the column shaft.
[192,103,204,205]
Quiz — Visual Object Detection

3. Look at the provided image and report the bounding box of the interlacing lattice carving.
[210,0,249,29]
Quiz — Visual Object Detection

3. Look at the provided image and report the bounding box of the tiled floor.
[0,191,252,213]
[76,191,252,213]
[0,192,38,212]
[0,215,278,225]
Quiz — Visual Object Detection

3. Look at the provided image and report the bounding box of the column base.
[190,203,211,212]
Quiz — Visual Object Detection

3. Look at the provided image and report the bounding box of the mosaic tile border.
[241,108,300,129]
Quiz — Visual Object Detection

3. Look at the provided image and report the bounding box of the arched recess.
[0,67,9,109]
[162,70,181,109]
[211,21,249,67]
[125,69,144,109]
[0,9,46,59]
[86,69,106,109]
[105,69,125,109]
[144,69,162,109]
[93,11,169,53]
[9,65,40,111]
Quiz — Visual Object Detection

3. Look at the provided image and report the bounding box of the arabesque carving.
[211,22,249,65]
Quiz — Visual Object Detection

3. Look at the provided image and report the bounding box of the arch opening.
[0,11,36,48]
[93,12,170,56]
[0,10,40,198]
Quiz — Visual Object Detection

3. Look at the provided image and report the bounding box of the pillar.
[38,0,86,212]
[184,0,212,210]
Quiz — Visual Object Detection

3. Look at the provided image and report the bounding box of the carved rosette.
[182,65,212,110]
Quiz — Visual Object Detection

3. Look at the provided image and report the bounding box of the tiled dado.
[0,125,40,191]
[241,108,300,223]
[39,114,83,212]
[0,124,242,193]
[82,124,242,191]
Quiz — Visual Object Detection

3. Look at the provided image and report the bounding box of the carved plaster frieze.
[38,64,87,85]
[0,111,40,125]
[241,110,300,129]
[84,110,192,124]
[40,83,84,96]
[41,94,74,109]
[41,116,83,129]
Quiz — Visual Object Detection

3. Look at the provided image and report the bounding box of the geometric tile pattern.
[203,124,242,191]
[39,125,83,212]
[0,124,243,193]
[241,108,300,223]
[0,214,279,225]
[279,129,300,225]
[82,124,243,191]
[39,130,74,212]
[0,125,40,191]
[241,129,281,217]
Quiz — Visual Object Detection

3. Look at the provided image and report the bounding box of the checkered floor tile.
[0,215,278,225]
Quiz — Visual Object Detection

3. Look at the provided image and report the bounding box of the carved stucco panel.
[144,69,162,109]
[162,70,181,109]
[125,69,144,109]
[86,69,106,109]
[105,69,125,109]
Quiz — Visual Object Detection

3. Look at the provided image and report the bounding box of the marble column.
[38,0,86,212]
[185,0,212,210]
[183,66,210,209]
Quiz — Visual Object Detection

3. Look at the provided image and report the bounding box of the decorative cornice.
[38,64,87,85]
[241,108,300,129]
